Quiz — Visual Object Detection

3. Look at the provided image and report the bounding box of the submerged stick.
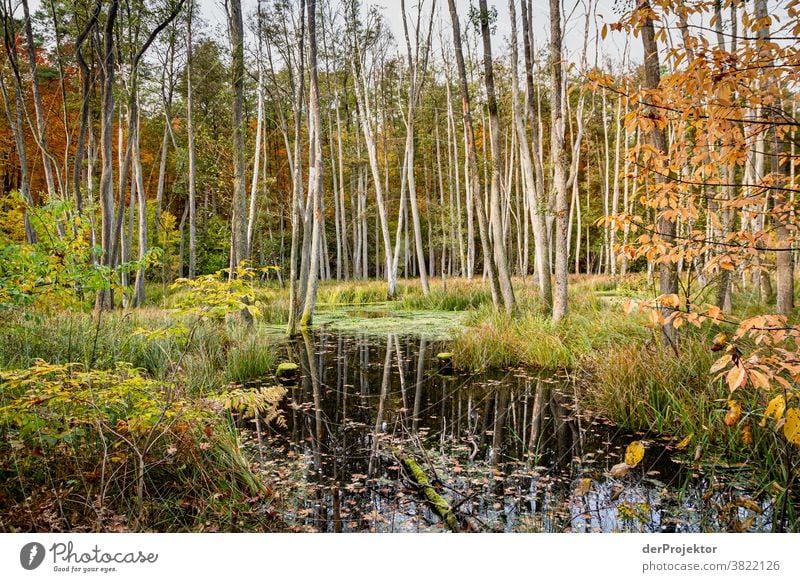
[402,457,459,532]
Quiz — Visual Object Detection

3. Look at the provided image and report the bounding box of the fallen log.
[402,457,459,532]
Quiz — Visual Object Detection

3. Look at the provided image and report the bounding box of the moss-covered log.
[276,362,299,383]
[402,457,459,532]
[435,352,454,375]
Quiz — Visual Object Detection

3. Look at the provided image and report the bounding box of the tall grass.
[0,310,281,390]
[450,285,651,370]
[585,335,720,435]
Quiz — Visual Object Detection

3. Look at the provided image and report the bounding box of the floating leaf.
[784,408,800,446]
[675,433,694,450]
[610,462,630,478]
[724,400,742,427]
[760,395,786,427]
[734,496,763,514]
[624,441,645,467]
[574,478,592,497]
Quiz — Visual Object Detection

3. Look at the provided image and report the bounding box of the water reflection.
[245,331,775,532]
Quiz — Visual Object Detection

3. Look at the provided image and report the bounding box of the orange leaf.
[749,369,771,390]
[726,365,746,392]
[725,400,742,427]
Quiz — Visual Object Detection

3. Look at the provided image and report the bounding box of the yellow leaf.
[625,441,645,467]
[725,400,742,427]
[675,433,694,450]
[760,395,786,427]
[574,478,592,497]
[610,462,630,478]
[710,332,728,352]
[784,408,800,446]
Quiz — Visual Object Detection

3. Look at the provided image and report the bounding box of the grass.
[450,279,652,370]
[0,307,287,532]
[4,273,797,530]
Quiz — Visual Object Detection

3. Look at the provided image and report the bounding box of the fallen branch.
[402,457,460,532]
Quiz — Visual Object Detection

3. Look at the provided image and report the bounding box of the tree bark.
[300,0,323,327]
[95,0,119,310]
[549,0,569,322]
[186,0,197,278]
[228,0,247,273]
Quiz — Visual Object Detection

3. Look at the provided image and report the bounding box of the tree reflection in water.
[242,331,774,533]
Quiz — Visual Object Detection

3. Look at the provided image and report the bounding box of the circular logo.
[20,542,46,570]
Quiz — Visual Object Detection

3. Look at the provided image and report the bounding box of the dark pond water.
[242,331,776,533]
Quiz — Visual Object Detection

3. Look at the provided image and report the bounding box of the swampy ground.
[0,275,797,532]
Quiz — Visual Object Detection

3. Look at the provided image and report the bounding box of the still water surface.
[245,331,774,532]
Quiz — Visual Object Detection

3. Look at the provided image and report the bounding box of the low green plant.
[0,360,277,531]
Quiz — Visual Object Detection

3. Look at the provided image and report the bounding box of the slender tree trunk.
[301,0,323,327]
[754,0,794,314]
[520,0,552,303]
[287,0,306,335]
[229,0,247,270]
[446,0,500,307]
[186,0,197,278]
[21,0,60,202]
[508,0,549,304]
[0,72,35,243]
[348,8,396,299]
[639,0,678,347]
[400,0,434,296]
[247,5,265,259]
[478,0,515,313]
[550,0,569,322]
[72,0,102,217]
[95,0,119,310]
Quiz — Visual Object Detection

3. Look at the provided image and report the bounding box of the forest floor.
[0,274,797,531]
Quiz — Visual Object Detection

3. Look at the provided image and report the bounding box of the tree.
[300,0,322,327]
[399,0,435,297]
[638,0,678,346]
[477,0,515,313]
[227,0,247,274]
[446,0,501,309]
[186,0,197,278]
[549,0,568,322]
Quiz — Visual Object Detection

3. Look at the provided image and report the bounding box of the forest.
[0,0,799,533]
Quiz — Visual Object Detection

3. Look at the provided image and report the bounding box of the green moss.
[313,306,466,338]
[276,362,299,378]
[402,457,459,532]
